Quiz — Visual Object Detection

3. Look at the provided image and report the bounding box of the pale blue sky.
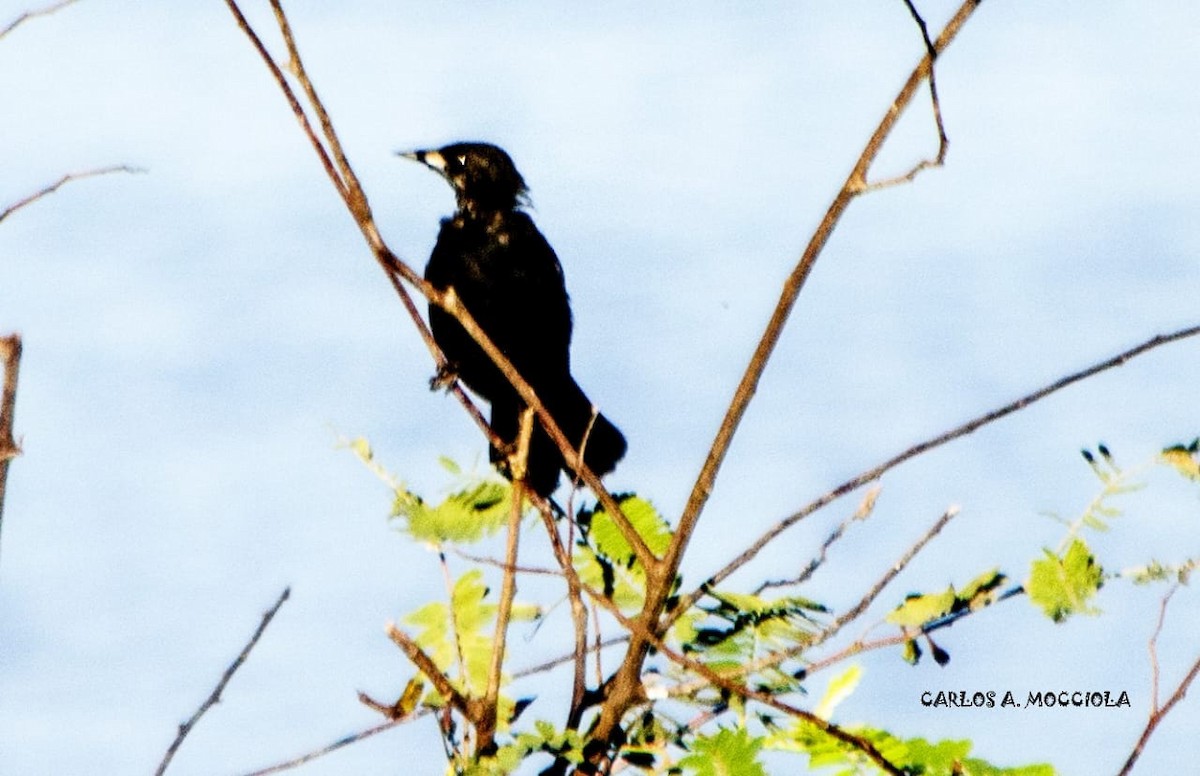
[2,2,1199,774]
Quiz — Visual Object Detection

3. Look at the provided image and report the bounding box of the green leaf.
[902,737,1056,775]
[814,665,862,720]
[401,570,523,702]
[961,568,1008,611]
[679,727,767,776]
[887,587,956,627]
[575,496,673,614]
[393,480,514,544]
[678,591,822,688]
[1027,539,1103,622]
[766,720,1055,775]
[585,495,673,562]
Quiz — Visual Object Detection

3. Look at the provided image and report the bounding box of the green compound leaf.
[1027,538,1103,623]
[887,588,956,628]
[679,727,767,776]
[392,479,514,545]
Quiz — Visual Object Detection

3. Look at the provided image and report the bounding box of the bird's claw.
[429,362,459,392]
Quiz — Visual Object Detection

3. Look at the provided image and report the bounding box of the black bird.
[399,142,626,498]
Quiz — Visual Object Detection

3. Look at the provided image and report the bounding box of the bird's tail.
[518,377,625,498]
[554,376,626,478]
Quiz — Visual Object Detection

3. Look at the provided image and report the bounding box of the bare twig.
[155,587,291,776]
[0,334,23,566]
[821,505,960,641]
[672,323,1200,622]
[0,165,143,225]
[450,547,559,576]
[1117,587,1200,776]
[240,716,418,776]
[513,635,630,681]
[860,0,950,192]
[1148,587,1177,717]
[477,413,533,752]
[438,551,471,696]
[756,485,881,593]
[386,623,481,724]
[0,0,79,41]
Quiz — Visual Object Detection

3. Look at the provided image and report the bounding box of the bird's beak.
[396,149,447,176]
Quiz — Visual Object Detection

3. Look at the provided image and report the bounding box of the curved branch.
[0,165,143,225]
[0,0,78,41]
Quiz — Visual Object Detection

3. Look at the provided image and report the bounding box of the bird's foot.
[429,362,459,392]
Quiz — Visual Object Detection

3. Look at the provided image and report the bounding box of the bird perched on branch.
[399,142,626,498]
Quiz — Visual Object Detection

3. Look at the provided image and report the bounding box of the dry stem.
[0,165,142,225]
[0,0,79,41]
[0,335,23,566]
[155,587,291,776]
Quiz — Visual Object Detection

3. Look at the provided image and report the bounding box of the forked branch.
[588,0,986,753]
[1117,587,1200,775]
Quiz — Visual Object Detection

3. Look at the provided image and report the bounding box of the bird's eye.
[457,154,467,167]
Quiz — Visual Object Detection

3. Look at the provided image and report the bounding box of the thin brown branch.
[0,165,143,225]
[221,0,347,202]
[565,562,590,730]
[860,0,950,193]
[0,334,23,566]
[756,485,881,593]
[386,623,481,724]
[478,414,533,753]
[240,716,418,776]
[267,0,365,213]
[451,547,559,576]
[155,587,291,776]
[1148,586,1177,716]
[822,505,959,640]
[672,323,1200,622]
[527,495,602,735]
[438,551,472,695]
[0,0,78,41]
[1116,588,1200,776]
[513,637,630,681]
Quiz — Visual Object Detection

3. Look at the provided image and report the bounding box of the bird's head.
[398,142,529,214]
